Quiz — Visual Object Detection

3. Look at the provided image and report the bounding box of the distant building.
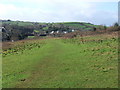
[72,29,75,32]
[57,31,59,33]
[0,27,5,32]
[63,31,67,34]
[1,27,10,33]
[50,31,54,34]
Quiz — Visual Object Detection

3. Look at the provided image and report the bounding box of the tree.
[7,19,11,21]
[114,22,119,27]
[104,25,107,30]
[93,27,96,31]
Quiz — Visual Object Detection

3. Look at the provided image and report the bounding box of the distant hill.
[53,22,99,31]
[1,20,103,41]
[2,20,99,31]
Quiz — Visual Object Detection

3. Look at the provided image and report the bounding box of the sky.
[0,0,119,26]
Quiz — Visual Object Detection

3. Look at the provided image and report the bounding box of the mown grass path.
[3,38,118,88]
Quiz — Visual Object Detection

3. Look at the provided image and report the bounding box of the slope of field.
[2,33,118,88]
[59,22,99,30]
[2,20,99,30]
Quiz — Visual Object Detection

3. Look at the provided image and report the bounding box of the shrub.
[114,22,119,27]
[107,26,120,31]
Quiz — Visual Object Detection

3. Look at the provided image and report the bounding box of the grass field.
[2,32,118,88]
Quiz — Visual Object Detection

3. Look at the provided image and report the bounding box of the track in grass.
[3,36,118,88]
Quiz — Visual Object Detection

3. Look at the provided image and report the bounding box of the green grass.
[63,23,88,29]
[2,21,34,26]
[2,35,118,88]
[27,36,35,39]
[3,40,49,87]
[3,21,99,31]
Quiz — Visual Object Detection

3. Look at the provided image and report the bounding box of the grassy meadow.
[2,32,118,88]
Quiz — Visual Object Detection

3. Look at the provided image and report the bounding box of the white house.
[0,27,5,32]
[63,31,67,34]
[50,31,54,34]
[72,29,75,32]
[57,31,59,33]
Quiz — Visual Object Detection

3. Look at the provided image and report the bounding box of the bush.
[107,26,120,31]
[114,22,119,27]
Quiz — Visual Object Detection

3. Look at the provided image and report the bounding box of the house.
[0,27,6,32]
[63,31,67,34]
[50,31,54,34]
[72,29,75,32]
[1,27,11,41]
[57,31,59,33]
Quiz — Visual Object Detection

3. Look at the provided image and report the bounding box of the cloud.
[0,0,118,25]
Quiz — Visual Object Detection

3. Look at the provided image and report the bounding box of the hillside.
[55,22,99,30]
[2,20,100,32]
[2,31,118,88]
[1,20,104,41]
[2,20,99,29]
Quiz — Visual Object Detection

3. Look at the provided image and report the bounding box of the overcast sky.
[0,0,119,26]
